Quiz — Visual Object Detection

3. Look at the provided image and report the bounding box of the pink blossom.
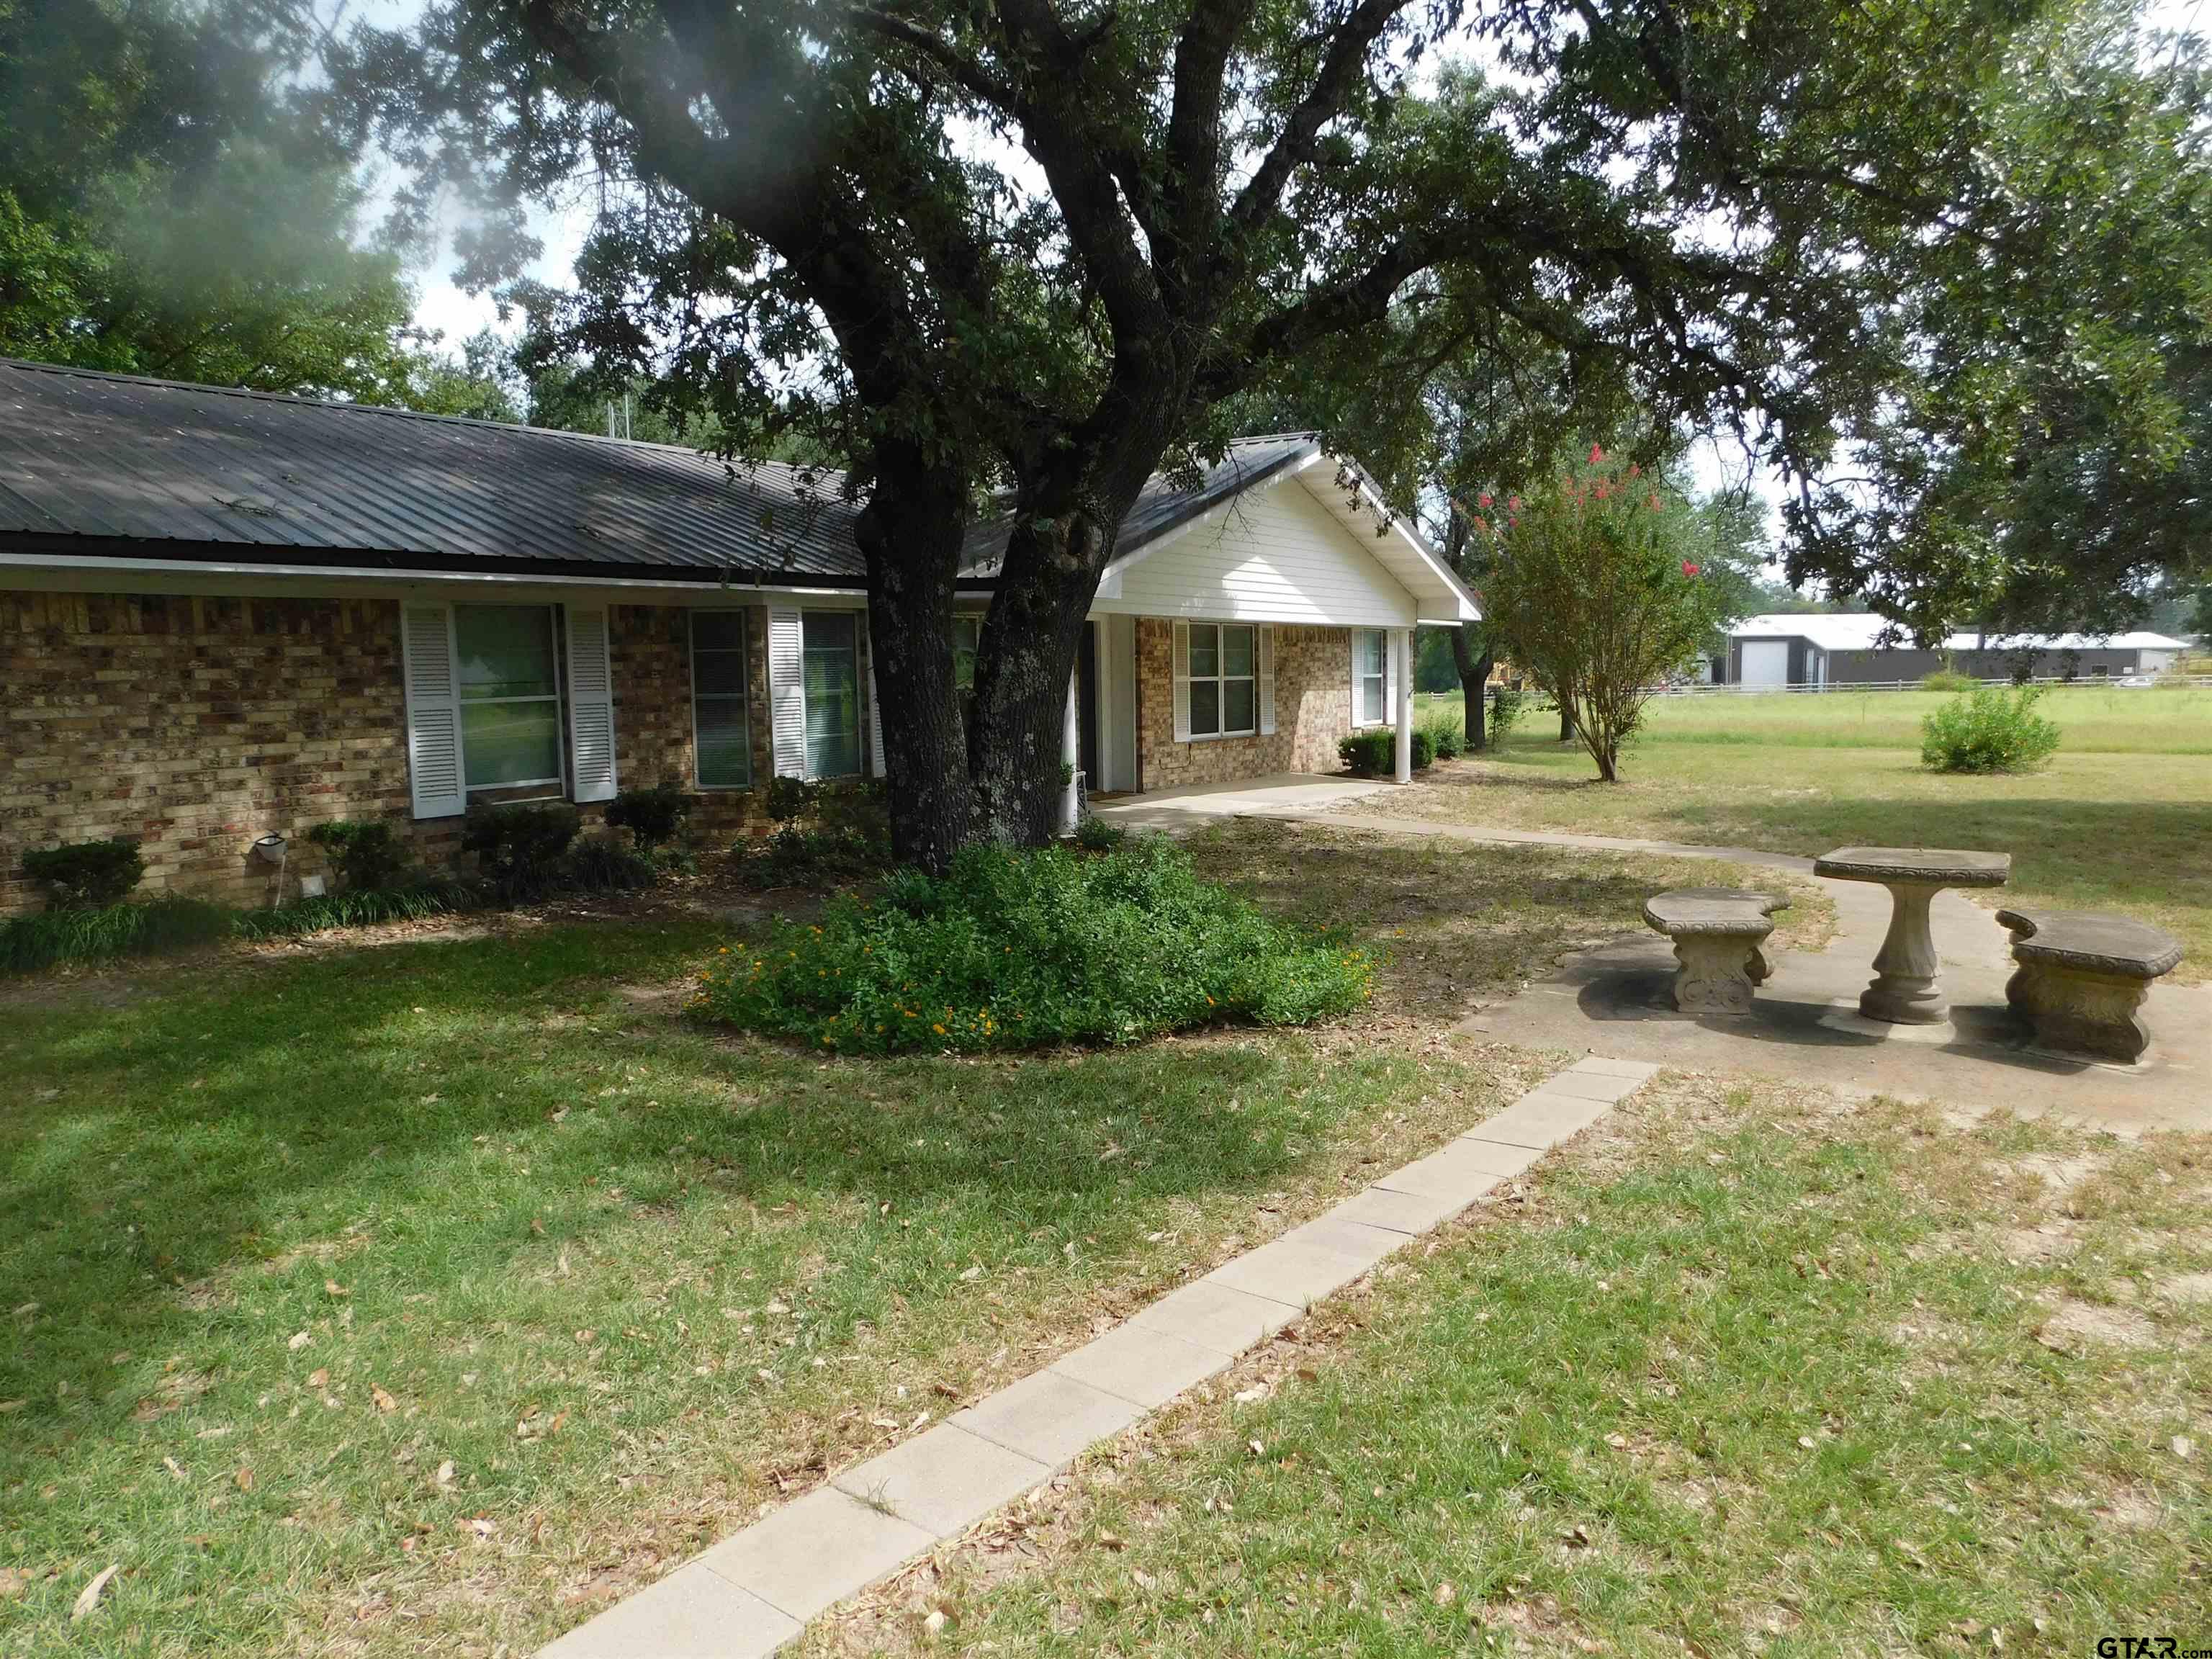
[1588,442,1606,464]
[1682,560,1701,577]
[1478,493,1493,508]
[1508,495,1521,512]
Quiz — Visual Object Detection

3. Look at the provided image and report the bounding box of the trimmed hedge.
[696,837,1372,1053]
[1338,727,1437,777]
[21,838,144,909]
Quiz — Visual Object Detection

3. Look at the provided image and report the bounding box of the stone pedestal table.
[1812,847,2011,1025]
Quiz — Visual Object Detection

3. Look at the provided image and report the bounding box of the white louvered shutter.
[1349,631,1362,723]
[1385,629,1401,724]
[401,603,466,819]
[564,606,618,802]
[767,608,806,778]
[864,621,886,778]
[1172,621,1192,742]
[1257,626,1276,735]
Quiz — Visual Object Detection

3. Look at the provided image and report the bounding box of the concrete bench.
[1643,887,1791,1015]
[1995,907,2185,1062]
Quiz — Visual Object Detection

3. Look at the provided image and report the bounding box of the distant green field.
[1416,683,2212,754]
[1395,684,2212,980]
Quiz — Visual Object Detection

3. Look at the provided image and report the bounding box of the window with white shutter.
[401,604,466,819]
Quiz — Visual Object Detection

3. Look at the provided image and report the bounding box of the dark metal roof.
[0,359,1321,586]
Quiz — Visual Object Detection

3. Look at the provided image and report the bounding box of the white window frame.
[689,609,754,791]
[1187,621,1259,741]
[1353,628,1390,727]
[453,603,567,795]
[801,609,864,781]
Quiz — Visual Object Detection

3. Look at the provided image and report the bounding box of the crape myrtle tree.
[341,0,2064,868]
[1477,444,1722,781]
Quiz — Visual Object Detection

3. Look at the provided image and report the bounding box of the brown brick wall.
[1133,619,1357,791]
[1,591,797,915]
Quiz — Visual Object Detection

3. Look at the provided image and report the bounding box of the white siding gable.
[1095,476,1419,628]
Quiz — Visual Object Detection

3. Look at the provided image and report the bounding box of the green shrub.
[1488,685,1529,743]
[565,836,659,891]
[1336,728,1435,777]
[0,895,230,972]
[1074,814,1127,852]
[1920,686,2062,773]
[462,804,581,894]
[736,779,891,887]
[305,819,410,892]
[1419,704,1464,761]
[1921,667,1978,693]
[697,837,1372,1052]
[21,838,144,909]
[1338,729,1393,776]
[604,783,693,850]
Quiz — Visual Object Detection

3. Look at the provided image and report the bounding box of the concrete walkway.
[537,1057,1659,1658]
[1092,773,1392,832]
[1253,808,2212,1135]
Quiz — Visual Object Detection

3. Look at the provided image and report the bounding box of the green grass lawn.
[1397,686,2212,981]
[815,1079,2212,1657]
[0,827,1744,1656]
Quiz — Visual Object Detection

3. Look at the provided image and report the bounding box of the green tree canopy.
[0,0,425,398]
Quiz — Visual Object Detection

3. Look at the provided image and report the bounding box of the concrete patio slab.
[948,1368,1151,1468]
[693,1487,935,1624]
[537,1563,799,1659]
[1127,1279,1304,1354]
[830,1424,1051,1538]
[1050,1322,1237,1408]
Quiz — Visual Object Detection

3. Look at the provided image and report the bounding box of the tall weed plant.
[1920,685,2062,773]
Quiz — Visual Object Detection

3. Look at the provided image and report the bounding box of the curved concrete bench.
[1643,887,1790,1015]
[1995,907,2185,1063]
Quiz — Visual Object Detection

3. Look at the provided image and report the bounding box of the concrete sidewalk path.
[537,1057,1659,1658]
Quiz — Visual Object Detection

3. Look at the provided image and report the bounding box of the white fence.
[1643,673,2212,697]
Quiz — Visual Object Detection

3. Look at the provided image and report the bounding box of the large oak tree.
[346,0,2131,866]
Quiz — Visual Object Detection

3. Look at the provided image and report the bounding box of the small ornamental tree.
[1475,447,1722,783]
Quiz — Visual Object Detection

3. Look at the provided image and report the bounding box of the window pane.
[1357,629,1385,678]
[1190,680,1219,737]
[696,695,751,788]
[695,648,747,696]
[462,700,560,787]
[1187,623,1218,678]
[802,613,860,778]
[1359,676,1384,726]
[692,610,745,652]
[1224,678,1256,734]
[456,606,557,700]
[1223,626,1255,677]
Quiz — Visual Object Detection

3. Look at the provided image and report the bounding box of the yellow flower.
[932,1022,946,1035]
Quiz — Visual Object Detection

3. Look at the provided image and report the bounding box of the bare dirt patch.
[2034,1299,2157,1352]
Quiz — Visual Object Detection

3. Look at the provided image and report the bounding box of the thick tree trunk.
[855,450,973,872]
[967,499,1123,845]
[1558,693,1576,745]
[1449,626,1493,752]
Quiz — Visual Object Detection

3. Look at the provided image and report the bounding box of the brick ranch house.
[0,359,1478,913]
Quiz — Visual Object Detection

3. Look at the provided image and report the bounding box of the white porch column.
[1394,626,1415,784]
[1060,670,1082,834]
